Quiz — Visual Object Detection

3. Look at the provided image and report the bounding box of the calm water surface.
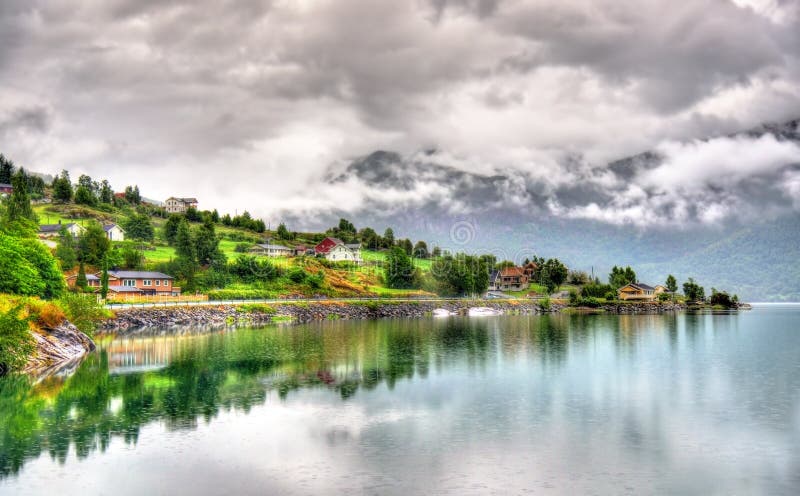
[1,305,799,495]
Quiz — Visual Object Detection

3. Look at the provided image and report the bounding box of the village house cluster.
[250,236,362,263]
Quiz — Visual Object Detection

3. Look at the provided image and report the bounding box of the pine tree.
[76,262,88,292]
[5,168,38,224]
[53,170,73,203]
[99,180,114,204]
[0,154,14,184]
[55,228,78,270]
[100,259,109,300]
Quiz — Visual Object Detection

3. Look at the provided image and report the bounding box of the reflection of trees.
[0,317,494,477]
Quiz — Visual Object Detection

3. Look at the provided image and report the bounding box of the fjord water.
[1,306,799,495]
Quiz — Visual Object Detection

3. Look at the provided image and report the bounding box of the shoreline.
[100,299,690,334]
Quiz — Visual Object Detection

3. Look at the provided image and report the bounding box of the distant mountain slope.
[282,118,800,301]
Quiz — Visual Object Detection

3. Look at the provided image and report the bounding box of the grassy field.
[361,249,433,270]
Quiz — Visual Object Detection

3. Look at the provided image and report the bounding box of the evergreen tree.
[382,228,394,248]
[385,246,416,289]
[77,221,111,266]
[359,227,380,250]
[0,154,14,184]
[666,274,678,293]
[74,185,96,206]
[124,185,141,204]
[163,214,184,245]
[99,180,114,204]
[4,168,37,223]
[609,265,637,288]
[277,222,291,240]
[195,218,224,266]
[55,228,78,270]
[210,209,220,223]
[175,219,198,291]
[413,240,428,259]
[52,170,73,203]
[123,213,155,241]
[100,262,109,300]
[76,262,88,292]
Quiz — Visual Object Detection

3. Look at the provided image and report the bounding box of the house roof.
[0,183,11,188]
[67,274,100,281]
[39,223,79,233]
[489,270,499,281]
[107,286,143,293]
[103,223,125,232]
[255,243,292,250]
[345,243,361,250]
[621,282,656,291]
[500,266,526,277]
[108,270,174,279]
[315,237,344,253]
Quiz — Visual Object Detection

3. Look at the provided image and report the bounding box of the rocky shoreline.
[100,300,688,334]
[24,322,96,377]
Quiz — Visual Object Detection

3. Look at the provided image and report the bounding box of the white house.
[104,223,126,242]
[250,243,294,257]
[314,237,362,263]
[38,222,85,238]
[164,197,199,213]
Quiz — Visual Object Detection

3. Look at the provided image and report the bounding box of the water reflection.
[1,309,799,494]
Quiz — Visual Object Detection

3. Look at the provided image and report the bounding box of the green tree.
[359,227,380,250]
[682,278,705,302]
[0,232,66,298]
[0,154,14,184]
[4,168,37,224]
[609,265,637,288]
[540,258,568,293]
[73,185,96,206]
[385,246,416,288]
[276,222,291,240]
[124,185,141,205]
[99,180,114,204]
[382,228,394,248]
[665,274,678,293]
[431,253,489,296]
[100,261,109,300]
[55,228,78,270]
[163,214,183,245]
[412,240,428,259]
[52,170,73,203]
[77,221,111,266]
[398,238,413,256]
[175,219,197,291]
[123,213,155,242]
[195,218,225,266]
[75,262,88,292]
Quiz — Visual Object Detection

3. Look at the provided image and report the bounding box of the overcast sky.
[1,0,799,227]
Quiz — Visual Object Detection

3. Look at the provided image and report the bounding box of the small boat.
[432,308,455,317]
[468,307,501,317]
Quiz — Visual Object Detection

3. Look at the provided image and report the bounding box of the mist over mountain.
[281,118,800,301]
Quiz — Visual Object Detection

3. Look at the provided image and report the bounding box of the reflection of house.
[489,266,530,291]
[164,197,198,213]
[250,243,293,257]
[106,270,180,296]
[617,283,666,301]
[314,237,361,263]
[104,223,125,241]
[38,222,85,238]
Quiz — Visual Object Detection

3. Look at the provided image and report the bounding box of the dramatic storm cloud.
[1,0,799,227]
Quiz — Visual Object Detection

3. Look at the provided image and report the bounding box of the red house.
[314,237,344,255]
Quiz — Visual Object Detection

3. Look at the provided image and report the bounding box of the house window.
[156,280,161,286]
[143,280,152,286]
[123,279,136,287]
[164,280,170,287]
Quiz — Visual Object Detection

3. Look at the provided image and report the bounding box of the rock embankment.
[24,322,96,377]
[102,300,687,333]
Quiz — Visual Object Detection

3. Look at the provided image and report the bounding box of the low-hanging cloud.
[0,0,798,230]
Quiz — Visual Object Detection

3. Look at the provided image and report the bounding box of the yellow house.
[618,283,667,301]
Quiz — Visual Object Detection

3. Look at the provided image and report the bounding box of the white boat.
[468,307,502,317]
[432,308,455,317]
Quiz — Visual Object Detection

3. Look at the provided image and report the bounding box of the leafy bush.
[287,267,307,283]
[57,293,111,336]
[234,243,252,253]
[538,296,551,311]
[0,232,65,298]
[657,293,671,302]
[0,305,35,375]
[605,291,617,301]
[207,289,279,300]
[582,283,614,298]
[237,303,276,314]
